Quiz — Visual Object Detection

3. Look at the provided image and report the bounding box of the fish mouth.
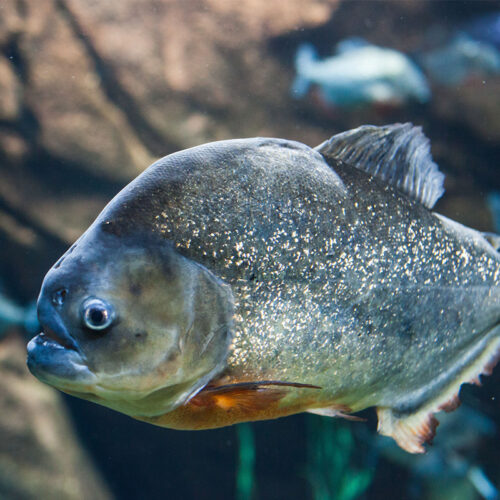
[40,325,78,351]
[27,294,97,389]
[27,332,97,389]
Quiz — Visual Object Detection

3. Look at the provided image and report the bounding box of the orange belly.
[133,383,320,429]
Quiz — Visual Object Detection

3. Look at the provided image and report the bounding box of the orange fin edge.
[377,407,439,454]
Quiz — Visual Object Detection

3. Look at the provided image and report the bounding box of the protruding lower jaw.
[27,333,98,390]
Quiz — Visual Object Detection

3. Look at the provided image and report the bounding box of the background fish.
[291,39,430,107]
[27,124,500,454]
[0,287,38,339]
[464,11,500,50]
[419,34,500,86]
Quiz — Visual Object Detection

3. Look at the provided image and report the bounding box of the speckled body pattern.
[95,138,500,418]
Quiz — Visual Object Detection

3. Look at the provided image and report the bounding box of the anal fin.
[377,407,439,454]
[377,334,500,454]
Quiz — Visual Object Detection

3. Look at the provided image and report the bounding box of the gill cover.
[31,227,234,417]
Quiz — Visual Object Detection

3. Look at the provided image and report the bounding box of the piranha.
[291,39,430,107]
[419,34,500,86]
[27,124,500,454]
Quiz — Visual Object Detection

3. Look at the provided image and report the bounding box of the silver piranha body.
[27,124,500,453]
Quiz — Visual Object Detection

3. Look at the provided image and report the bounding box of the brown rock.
[0,333,112,500]
[22,0,154,182]
[0,0,339,293]
[0,56,20,121]
[63,0,338,148]
[0,0,25,46]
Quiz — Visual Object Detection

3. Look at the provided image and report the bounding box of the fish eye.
[81,297,115,331]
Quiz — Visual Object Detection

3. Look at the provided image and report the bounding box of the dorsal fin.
[315,123,445,209]
[336,37,371,54]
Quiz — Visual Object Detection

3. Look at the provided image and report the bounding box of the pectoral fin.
[190,380,321,413]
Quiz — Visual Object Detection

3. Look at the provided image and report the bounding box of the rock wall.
[0,0,339,298]
[0,332,111,500]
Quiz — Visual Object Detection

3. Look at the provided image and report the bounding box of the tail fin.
[291,43,318,98]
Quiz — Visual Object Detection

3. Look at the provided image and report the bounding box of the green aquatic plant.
[236,423,256,500]
[306,416,373,500]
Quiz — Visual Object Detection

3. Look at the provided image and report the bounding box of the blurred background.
[0,0,499,499]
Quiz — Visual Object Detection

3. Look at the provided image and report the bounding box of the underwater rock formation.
[0,333,111,499]
[0,0,339,298]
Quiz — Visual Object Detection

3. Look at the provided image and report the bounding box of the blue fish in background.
[464,12,500,50]
[420,34,500,86]
[0,289,39,339]
[291,38,430,108]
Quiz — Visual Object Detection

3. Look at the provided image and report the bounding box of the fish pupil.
[81,297,114,331]
[89,308,106,325]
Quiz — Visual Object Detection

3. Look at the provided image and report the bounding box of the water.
[0,1,499,499]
